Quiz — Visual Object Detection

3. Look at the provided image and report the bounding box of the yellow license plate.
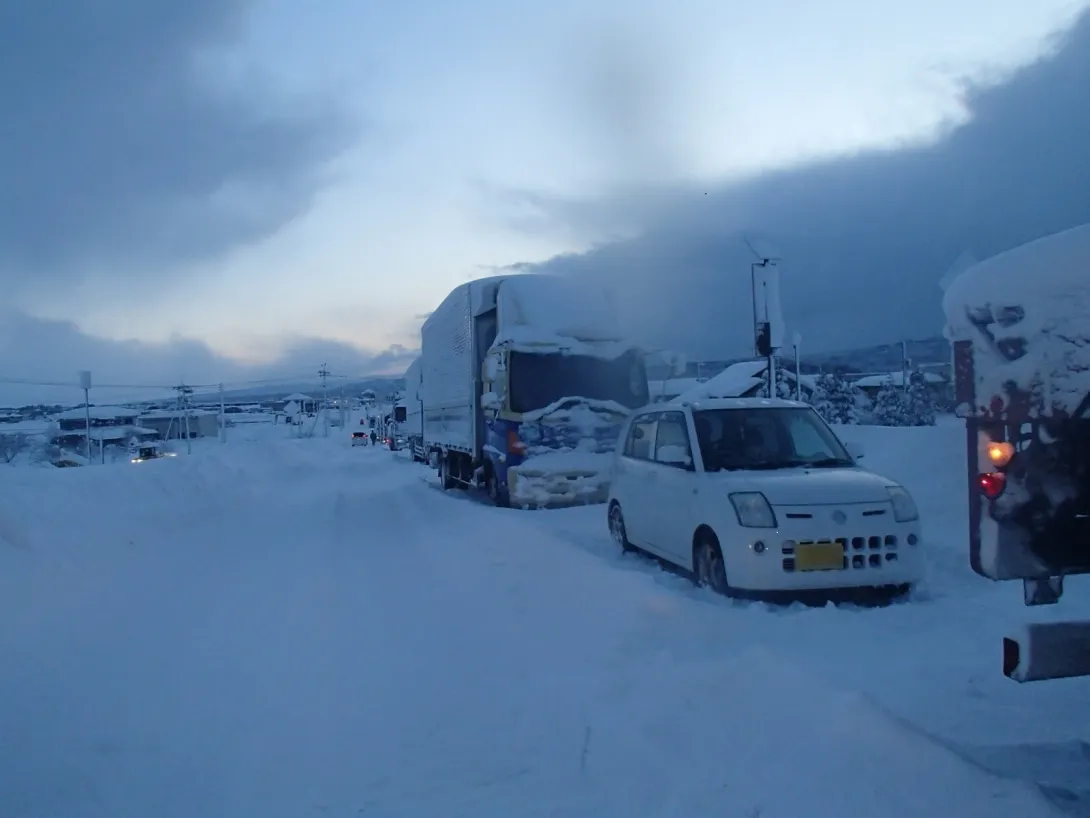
[795,543,845,572]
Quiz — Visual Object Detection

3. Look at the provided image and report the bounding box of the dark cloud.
[0,311,413,405]
[510,9,1090,358]
[0,0,354,287]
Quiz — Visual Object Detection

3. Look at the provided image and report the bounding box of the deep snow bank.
[0,422,1086,818]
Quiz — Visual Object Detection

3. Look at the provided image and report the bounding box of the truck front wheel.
[486,466,510,508]
[440,454,457,490]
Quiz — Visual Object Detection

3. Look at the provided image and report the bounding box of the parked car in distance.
[607,398,923,599]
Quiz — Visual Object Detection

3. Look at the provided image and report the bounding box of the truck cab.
[480,342,650,507]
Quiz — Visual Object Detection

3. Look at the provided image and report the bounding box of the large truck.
[943,223,1090,682]
[399,358,425,461]
[420,273,654,508]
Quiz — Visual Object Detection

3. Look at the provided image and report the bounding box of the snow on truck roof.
[942,223,1090,414]
[422,273,632,358]
[423,273,622,339]
[942,222,1090,340]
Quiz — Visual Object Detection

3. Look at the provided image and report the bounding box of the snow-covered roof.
[0,420,51,434]
[282,393,313,401]
[54,405,140,421]
[853,372,945,389]
[56,425,158,442]
[942,223,1090,414]
[139,409,219,419]
[673,361,767,402]
[648,377,708,397]
[781,369,818,391]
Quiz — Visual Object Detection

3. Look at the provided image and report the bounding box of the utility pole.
[901,340,910,393]
[792,332,803,402]
[78,370,92,463]
[318,363,330,437]
[219,383,226,443]
[172,383,194,455]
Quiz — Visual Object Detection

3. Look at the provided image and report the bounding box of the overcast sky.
[2,0,1088,403]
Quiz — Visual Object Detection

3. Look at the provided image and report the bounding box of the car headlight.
[886,485,919,522]
[729,492,778,528]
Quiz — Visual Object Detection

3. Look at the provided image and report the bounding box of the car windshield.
[692,407,853,471]
[508,349,649,414]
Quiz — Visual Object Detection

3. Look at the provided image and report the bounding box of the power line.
[0,369,402,402]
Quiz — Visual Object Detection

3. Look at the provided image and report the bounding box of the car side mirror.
[844,440,865,461]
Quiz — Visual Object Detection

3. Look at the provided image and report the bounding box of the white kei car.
[607,398,923,598]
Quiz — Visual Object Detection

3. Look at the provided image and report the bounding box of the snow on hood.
[513,449,612,478]
[942,223,1090,415]
[718,467,895,506]
[521,397,632,424]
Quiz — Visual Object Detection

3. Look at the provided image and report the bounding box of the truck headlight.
[887,485,919,522]
[729,492,778,528]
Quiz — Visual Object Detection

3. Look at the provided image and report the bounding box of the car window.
[653,412,692,467]
[624,416,656,460]
[785,413,829,459]
[692,407,852,471]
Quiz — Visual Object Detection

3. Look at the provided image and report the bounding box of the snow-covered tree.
[812,372,860,425]
[871,377,912,426]
[0,433,30,464]
[761,361,794,399]
[904,370,938,426]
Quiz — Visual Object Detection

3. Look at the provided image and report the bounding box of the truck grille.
[781,535,900,572]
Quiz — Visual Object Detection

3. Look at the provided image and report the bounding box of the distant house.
[647,377,708,403]
[280,393,316,413]
[673,360,817,402]
[51,406,159,448]
[138,410,220,440]
[852,371,949,403]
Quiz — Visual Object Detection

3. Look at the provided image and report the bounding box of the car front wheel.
[608,502,634,553]
[693,531,732,596]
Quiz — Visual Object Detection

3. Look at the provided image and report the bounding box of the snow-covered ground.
[2,419,1089,817]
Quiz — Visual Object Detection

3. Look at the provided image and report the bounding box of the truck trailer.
[420,273,652,507]
[943,223,1090,681]
[398,358,425,461]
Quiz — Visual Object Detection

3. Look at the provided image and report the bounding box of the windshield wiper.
[803,457,854,468]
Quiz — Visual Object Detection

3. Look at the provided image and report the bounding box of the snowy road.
[2,429,1090,816]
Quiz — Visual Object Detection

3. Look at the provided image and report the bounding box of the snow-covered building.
[280,393,316,413]
[647,377,708,403]
[852,371,949,403]
[138,410,220,440]
[51,406,159,448]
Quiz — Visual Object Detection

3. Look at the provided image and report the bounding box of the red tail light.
[979,472,1006,499]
